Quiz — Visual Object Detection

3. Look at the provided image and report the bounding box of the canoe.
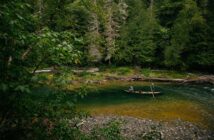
[124,90,160,95]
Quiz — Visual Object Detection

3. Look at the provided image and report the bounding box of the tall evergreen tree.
[164,0,207,69]
[116,0,159,66]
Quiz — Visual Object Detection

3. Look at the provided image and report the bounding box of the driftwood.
[105,75,214,85]
[72,68,99,73]
[34,69,54,73]
[33,68,214,85]
[183,76,214,85]
[33,67,99,74]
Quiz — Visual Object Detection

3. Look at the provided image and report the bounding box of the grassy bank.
[72,66,199,79]
[39,66,202,90]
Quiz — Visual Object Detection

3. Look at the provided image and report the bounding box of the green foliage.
[141,68,151,77]
[164,0,208,69]
[157,0,183,28]
[34,28,82,66]
[77,84,89,98]
[0,1,82,139]
[115,0,160,66]
[81,0,128,64]
[117,67,132,75]
[90,120,124,140]
[78,71,92,77]
[142,131,162,140]
[0,85,81,140]
[108,67,132,75]
[139,125,162,140]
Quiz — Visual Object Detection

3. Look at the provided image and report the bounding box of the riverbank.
[32,67,214,140]
[37,67,214,90]
[77,116,214,140]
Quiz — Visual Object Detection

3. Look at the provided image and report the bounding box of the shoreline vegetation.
[35,67,214,85]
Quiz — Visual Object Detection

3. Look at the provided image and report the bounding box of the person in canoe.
[129,86,134,91]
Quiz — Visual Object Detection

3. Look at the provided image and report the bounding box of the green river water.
[77,82,214,129]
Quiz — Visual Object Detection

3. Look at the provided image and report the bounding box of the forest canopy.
[1,0,213,72]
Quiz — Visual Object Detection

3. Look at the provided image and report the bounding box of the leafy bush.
[108,67,132,75]
[141,68,151,77]
[117,67,132,75]
[90,120,124,140]
[0,68,87,140]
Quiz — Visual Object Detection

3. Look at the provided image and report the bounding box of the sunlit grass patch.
[141,69,197,79]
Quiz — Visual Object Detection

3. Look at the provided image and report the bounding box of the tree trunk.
[150,0,154,20]
[88,0,102,62]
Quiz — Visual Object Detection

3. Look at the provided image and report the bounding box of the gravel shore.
[77,116,214,140]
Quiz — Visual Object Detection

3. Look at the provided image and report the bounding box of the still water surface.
[77,82,214,129]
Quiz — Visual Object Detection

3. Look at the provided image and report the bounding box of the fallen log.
[72,68,99,74]
[33,67,100,74]
[105,75,214,85]
[183,76,214,85]
[33,68,58,74]
[136,77,186,82]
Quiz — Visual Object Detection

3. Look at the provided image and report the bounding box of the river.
[77,82,214,130]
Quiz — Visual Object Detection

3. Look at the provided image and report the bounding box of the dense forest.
[0,0,214,139]
[1,0,214,72]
